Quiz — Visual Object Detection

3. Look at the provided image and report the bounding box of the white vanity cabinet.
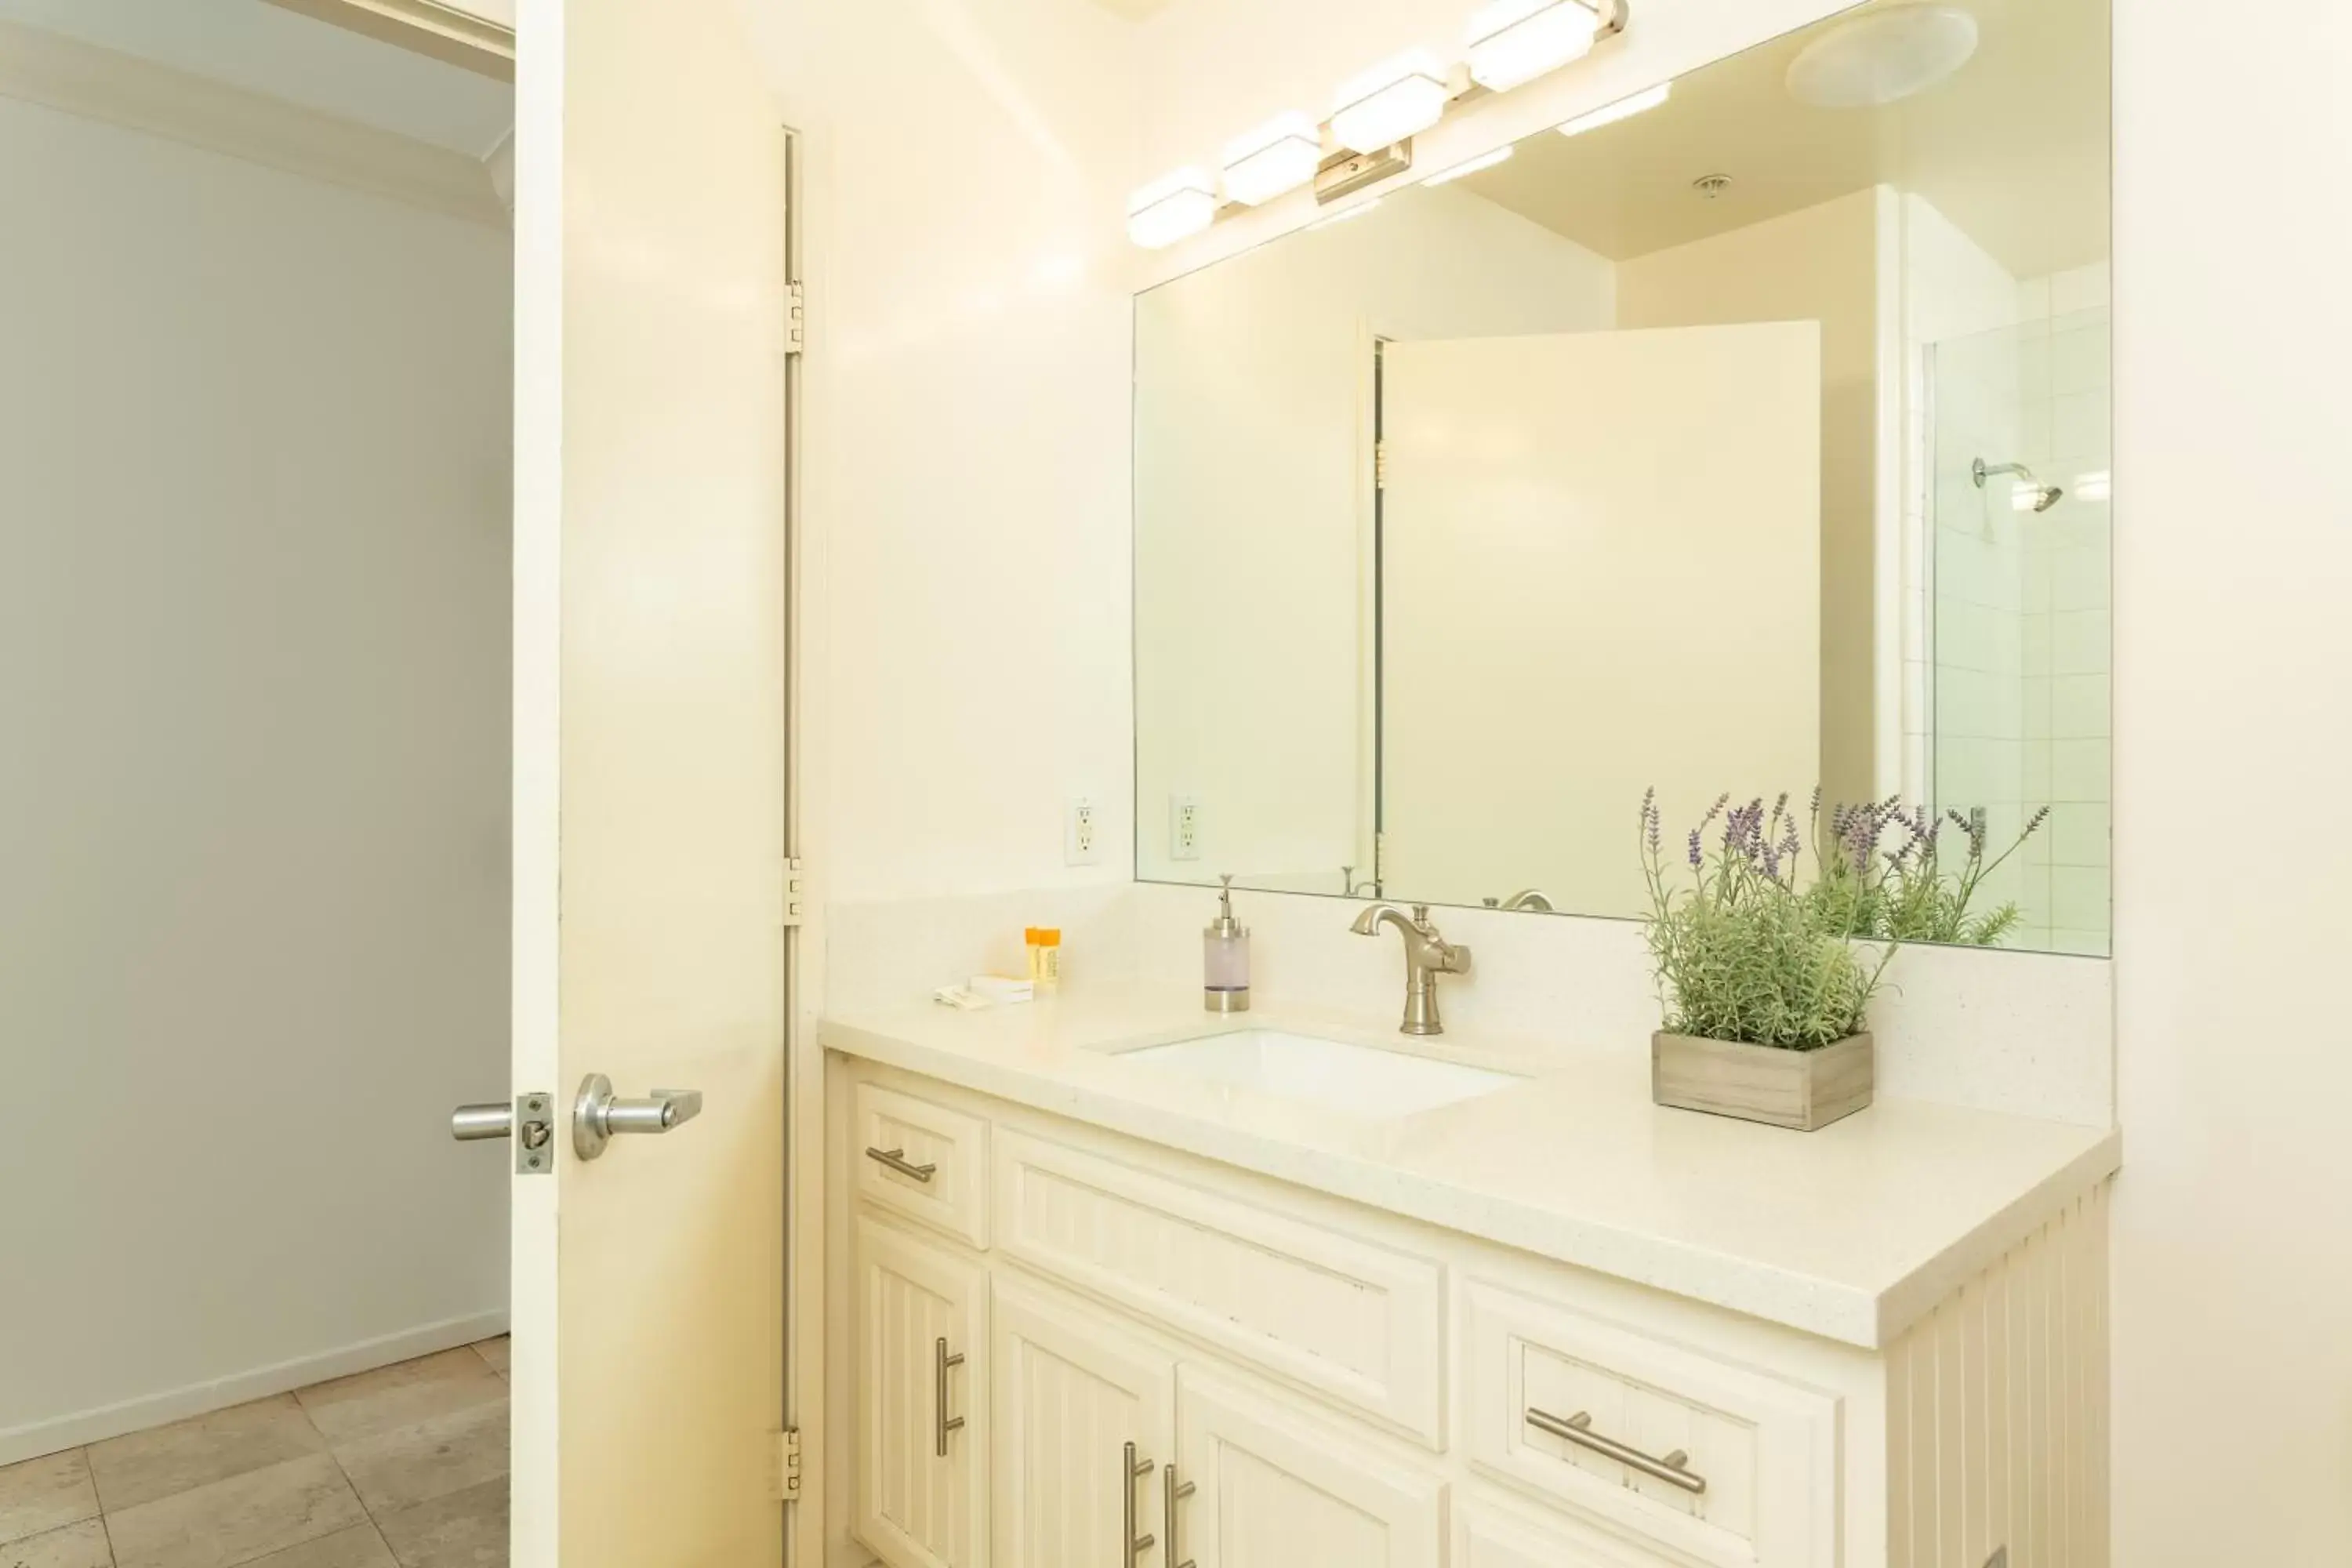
[832,1057,2111,1568]
[854,1216,988,1568]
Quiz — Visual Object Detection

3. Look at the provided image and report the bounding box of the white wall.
[1617,187,1886,818]
[739,0,1140,913]
[1134,184,1614,890]
[2109,1,2352,1562]
[0,97,511,1457]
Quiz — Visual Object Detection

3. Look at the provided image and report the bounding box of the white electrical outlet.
[1065,797,1100,866]
[1171,794,1203,861]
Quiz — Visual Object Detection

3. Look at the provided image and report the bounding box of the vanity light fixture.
[1330,50,1453,154]
[1221,112,1323,206]
[1423,144,1515,186]
[1556,79,1670,136]
[1127,166,1218,250]
[1465,0,1611,93]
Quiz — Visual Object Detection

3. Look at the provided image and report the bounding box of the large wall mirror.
[1133,0,2112,955]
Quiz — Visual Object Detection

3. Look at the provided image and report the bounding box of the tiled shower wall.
[1925,270,2113,953]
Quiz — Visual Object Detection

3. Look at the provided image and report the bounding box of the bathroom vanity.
[821,990,2118,1568]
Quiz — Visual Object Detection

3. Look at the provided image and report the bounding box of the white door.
[1379,325,1822,915]
[993,1278,1178,1568]
[1174,1370,1443,1568]
[856,1218,989,1568]
[507,0,792,1564]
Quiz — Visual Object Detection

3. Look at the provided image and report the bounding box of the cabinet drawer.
[855,1080,989,1248]
[994,1130,1446,1445]
[1463,1276,1840,1568]
[1455,1490,1682,1568]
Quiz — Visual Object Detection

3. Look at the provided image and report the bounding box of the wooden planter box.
[1651,1030,1874,1131]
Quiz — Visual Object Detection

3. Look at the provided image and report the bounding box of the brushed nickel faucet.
[1487,888,1555,912]
[1349,902,1472,1036]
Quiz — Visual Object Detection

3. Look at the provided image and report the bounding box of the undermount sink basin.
[1112,1029,1524,1120]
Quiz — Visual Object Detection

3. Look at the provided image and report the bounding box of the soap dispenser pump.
[1203,874,1251,1013]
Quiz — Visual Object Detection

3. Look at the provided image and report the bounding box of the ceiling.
[0,0,513,157]
[1460,0,2109,279]
[1087,0,1180,17]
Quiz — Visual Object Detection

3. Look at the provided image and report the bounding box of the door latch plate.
[515,1093,554,1175]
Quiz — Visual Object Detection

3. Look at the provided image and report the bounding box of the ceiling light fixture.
[1785,5,1979,109]
[1221,112,1323,206]
[1330,50,1451,154]
[1465,0,1602,92]
[1423,145,1515,187]
[1126,167,1218,250]
[1555,79,1669,136]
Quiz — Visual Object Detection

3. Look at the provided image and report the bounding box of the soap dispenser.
[1203,874,1251,1013]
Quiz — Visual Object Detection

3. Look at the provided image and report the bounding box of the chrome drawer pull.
[935,1338,965,1457]
[1164,1461,1197,1568]
[1123,1442,1157,1567]
[1526,1406,1708,1495]
[866,1145,938,1182]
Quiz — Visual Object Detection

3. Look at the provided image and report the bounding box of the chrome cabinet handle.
[1526,1406,1708,1495]
[866,1145,938,1183]
[572,1075,703,1160]
[1123,1442,1156,1567]
[1163,1460,1196,1568]
[935,1338,965,1457]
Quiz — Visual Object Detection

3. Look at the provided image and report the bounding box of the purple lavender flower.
[1688,829,1703,869]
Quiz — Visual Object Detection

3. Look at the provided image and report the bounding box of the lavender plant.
[1638,789,2050,1051]
[1640,789,1894,1051]
[1803,798,2050,946]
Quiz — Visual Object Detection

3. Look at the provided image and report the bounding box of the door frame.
[259,0,517,81]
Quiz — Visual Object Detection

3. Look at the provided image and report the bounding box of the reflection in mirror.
[1133,0,2111,954]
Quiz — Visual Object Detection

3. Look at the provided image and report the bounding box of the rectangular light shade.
[1127,166,1218,249]
[1466,0,1600,91]
[1331,51,1450,153]
[1221,112,1322,206]
[1556,80,1670,136]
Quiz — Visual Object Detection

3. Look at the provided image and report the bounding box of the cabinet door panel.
[857,1217,988,1568]
[993,1276,1178,1568]
[1175,1370,1443,1568]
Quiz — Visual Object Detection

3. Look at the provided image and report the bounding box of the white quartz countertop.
[819,985,2121,1349]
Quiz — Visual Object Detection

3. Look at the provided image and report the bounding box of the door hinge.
[782,856,805,929]
[772,1428,804,1501]
[785,281,806,356]
[1374,440,1388,490]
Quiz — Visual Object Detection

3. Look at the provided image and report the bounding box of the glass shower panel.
[1926,307,2111,955]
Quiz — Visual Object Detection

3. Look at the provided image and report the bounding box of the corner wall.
[0,97,512,1460]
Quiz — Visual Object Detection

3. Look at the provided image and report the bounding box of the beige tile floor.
[0,1339,510,1568]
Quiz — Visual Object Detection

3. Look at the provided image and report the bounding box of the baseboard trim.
[0,1308,509,1467]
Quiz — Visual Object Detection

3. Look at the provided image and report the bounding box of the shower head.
[1972,456,2063,513]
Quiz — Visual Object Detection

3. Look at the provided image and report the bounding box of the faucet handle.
[1411,904,1432,926]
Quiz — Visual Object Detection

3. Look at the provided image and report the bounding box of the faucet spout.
[1348,902,1471,1036]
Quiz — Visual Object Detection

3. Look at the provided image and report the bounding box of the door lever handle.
[573,1075,705,1160]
